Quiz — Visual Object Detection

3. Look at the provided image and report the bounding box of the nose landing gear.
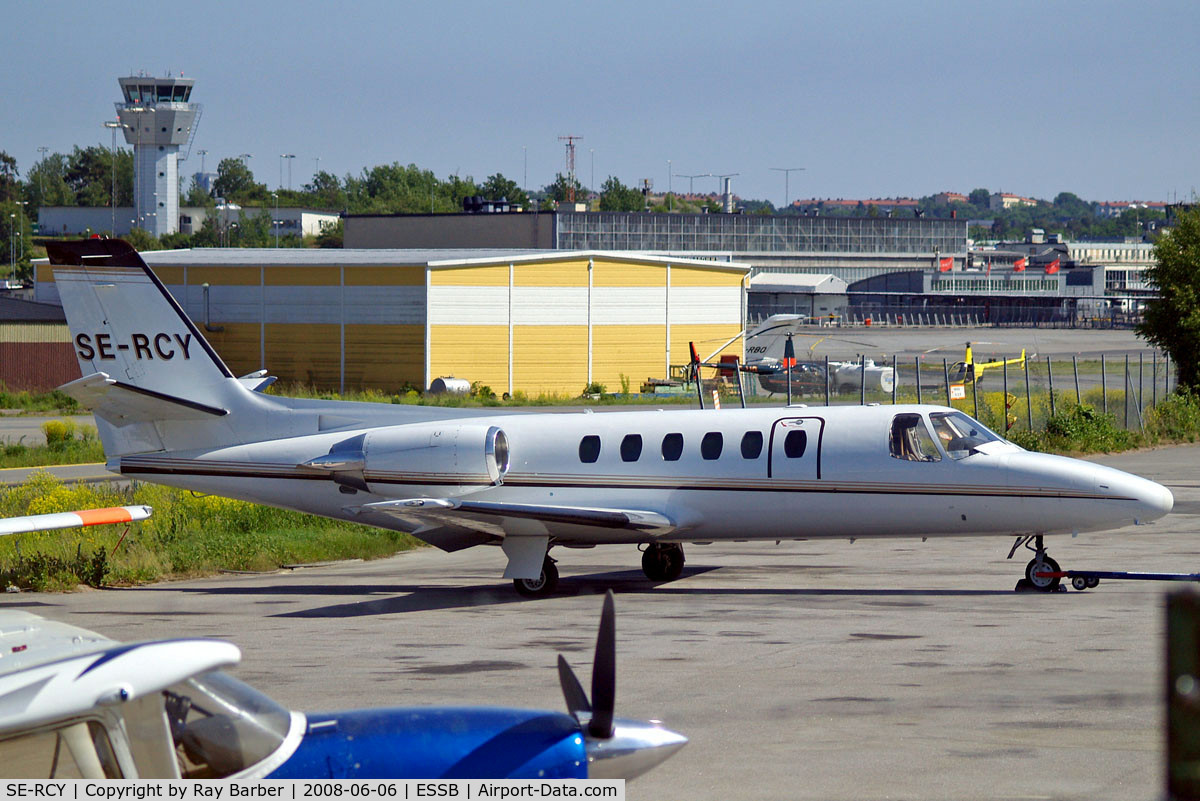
[1009,535,1063,592]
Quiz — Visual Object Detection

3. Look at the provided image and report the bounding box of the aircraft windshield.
[164,671,291,778]
[929,411,1001,460]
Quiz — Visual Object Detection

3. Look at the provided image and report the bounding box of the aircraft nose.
[1097,468,1174,523]
[586,719,688,779]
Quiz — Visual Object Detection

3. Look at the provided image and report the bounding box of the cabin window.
[740,431,763,459]
[661,433,683,461]
[579,435,601,463]
[620,434,643,462]
[929,411,1001,460]
[0,721,123,778]
[701,432,723,460]
[889,414,941,462]
[784,430,807,458]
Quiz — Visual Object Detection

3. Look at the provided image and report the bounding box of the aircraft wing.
[0,505,153,537]
[347,498,677,549]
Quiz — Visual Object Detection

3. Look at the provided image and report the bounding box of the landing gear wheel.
[641,543,685,582]
[1071,576,1089,591]
[1086,576,1100,589]
[513,556,559,598]
[1025,554,1061,591]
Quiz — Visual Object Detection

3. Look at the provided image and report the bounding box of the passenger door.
[768,417,823,480]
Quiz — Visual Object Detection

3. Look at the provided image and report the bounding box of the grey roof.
[0,295,66,323]
[41,248,751,272]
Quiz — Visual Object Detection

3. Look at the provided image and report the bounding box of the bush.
[1041,403,1136,453]
[582,382,606,396]
[42,419,76,448]
[1146,391,1200,443]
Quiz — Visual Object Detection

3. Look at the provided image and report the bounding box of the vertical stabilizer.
[47,240,234,403]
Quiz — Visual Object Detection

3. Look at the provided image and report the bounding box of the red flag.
[986,258,992,277]
[1044,257,1060,274]
[938,257,953,272]
[1013,257,1026,272]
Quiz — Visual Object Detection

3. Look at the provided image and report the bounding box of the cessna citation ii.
[45,240,1174,597]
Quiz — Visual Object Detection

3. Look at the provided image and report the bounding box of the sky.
[3,0,1198,206]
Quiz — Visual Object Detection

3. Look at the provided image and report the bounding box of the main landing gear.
[1008,535,1063,592]
[513,554,559,598]
[642,543,685,582]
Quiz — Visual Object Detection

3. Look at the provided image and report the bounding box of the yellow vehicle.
[949,342,1026,385]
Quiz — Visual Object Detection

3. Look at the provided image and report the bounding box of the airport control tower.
[115,75,200,237]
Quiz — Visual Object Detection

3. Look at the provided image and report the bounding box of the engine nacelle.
[363,422,510,486]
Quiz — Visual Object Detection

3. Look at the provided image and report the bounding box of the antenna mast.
[559,135,583,203]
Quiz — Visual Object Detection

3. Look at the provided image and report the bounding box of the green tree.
[968,188,991,208]
[64,146,132,207]
[545,173,584,204]
[0,200,34,280]
[25,153,75,208]
[303,171,348,210]
[212,158,266,203]
[597,176,643,212]
[1139,206,1200,390]
[315,218,343,248]
[0,152,19,203]
[183,176,215,208]
[480,173,529,206]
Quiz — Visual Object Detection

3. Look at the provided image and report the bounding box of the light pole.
[667,160,672,211]
[272,191,279,247]
[313,156,320,179]
[589,148,594,198]
[522,146,527,194]
[769,167,805,212]
[36,146,48,202]
[280,153,295,191]
[103,121,122,233]
[9,214,15,282]
[675,173,709,197]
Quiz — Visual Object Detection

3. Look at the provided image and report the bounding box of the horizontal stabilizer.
[58,372,228,425]
[350,498,676,536]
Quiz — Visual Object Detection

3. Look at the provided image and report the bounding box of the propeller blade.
[588,591,616,738]
[557,654,591,721]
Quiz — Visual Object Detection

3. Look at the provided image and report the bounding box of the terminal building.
[34,249,748,396]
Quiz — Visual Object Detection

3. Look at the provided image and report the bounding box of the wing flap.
[348,498,676,537]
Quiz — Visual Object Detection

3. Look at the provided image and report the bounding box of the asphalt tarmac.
[3,443,1195,799]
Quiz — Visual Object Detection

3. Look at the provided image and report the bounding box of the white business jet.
[45,240,1173,597]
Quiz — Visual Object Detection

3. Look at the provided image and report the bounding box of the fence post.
[1101,354,1107,415]
[915,356,922,404]
[1024,356,1033,431]
[972,371,979,420]
[891,355,897,405]
[860,354,866,406]
[1002,359,1009,440]
[1047,355,1056,418]
[1124,354,1130,429]
[1139,353,1144,420]
[1153,353,1158,409]
[1073,355,1080,404]
[824,355,830,407]
[943,358,951,406]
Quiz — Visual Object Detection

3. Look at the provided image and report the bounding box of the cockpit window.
[164,671,290,778]
[929,411,1001,460]
[889,414,941,462]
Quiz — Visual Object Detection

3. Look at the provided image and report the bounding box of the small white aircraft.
[45,240,1173,597]
[0,595,685,779]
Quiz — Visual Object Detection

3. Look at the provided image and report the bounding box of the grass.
[0,471,420,591]
[0,420,106,468]
[0,388,81,415]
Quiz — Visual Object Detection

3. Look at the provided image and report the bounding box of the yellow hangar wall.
[428,256,745,396]
[37,253,745,396]
[37,261,428,393]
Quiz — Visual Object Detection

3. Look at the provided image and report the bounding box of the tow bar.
[1036,569,1200,592]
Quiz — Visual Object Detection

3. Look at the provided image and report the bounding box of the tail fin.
[47,240,249,457]
[47,239,234,398]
